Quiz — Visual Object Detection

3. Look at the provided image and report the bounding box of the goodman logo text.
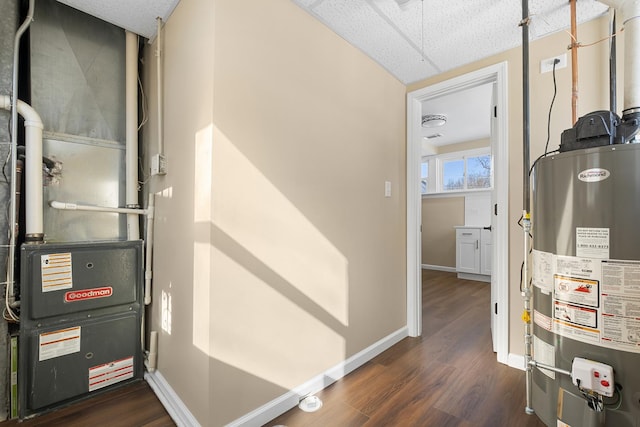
[65,287,113,303]
[578,168,610,183]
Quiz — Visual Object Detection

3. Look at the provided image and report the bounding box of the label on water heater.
[546,256,640,354]
[576,228,610,259]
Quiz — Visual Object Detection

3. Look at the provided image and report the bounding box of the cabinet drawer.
[456,228,480,240]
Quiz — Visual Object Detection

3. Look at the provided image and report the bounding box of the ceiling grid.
[292,0,609,84]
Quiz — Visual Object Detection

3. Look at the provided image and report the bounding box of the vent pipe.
[610,10,618,113]
[125,31,140,240]
[600,0,640,114]
[1,96,43,240]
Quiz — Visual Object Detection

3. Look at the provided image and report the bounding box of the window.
[467,154,492,189]
[420,161,429,193]
[421,148,492,195]
[442,159,464,191]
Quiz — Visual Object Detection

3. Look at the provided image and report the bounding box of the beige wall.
[408,15,613,356]
[143,0,406,425]
[421,197,464,267]
[142,2,616,422]
[435,137,490,154]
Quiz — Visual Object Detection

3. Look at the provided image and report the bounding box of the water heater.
[531,142,640,426]
[528,1,640,425]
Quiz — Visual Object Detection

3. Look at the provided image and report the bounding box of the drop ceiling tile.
[293,0,609,84]
[302,0,439,83]
[56,0,181,39]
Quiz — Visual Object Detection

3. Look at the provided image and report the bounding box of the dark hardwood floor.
[0,270,548,426]
[0,380,175,427]
[267,269,547,427]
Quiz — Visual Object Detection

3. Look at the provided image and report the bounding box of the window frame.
[421,147,492,196]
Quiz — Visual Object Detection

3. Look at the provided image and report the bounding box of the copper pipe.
[570,0,578,124]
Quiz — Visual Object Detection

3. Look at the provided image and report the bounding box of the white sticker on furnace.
[39,326,81,361]
[89,356,134,392]
[41,253,73,292]
[576,227,609,259]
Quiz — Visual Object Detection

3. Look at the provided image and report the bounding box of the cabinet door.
[456,229,480,274]
[481,228,493,275]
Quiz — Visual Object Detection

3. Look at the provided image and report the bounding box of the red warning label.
[64,287,113,303]
[89,356,134,392]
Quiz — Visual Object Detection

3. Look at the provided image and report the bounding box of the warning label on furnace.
[41,253,73,292]
[89,357,134,392]
[39,326,81,361]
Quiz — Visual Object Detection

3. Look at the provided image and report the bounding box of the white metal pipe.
[51,192,156,306]
[126,31,140,240]
[529,360,572,377]
[156,18,164,157]
[144,193,155,305]
[6,0,35,302]
[50,200,148,215]
[1,96,44,240]
[622,16,640,111]
[600,0,640,111]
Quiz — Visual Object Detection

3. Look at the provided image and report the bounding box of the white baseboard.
[227,326,409,427]
[508,353,525,371]
[422,264,456,272]
[457,272,491,283]
[145,370,201,427]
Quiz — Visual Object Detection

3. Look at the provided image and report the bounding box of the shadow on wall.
[189,124,352,423]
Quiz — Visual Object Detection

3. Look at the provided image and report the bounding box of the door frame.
[406,62,509,364]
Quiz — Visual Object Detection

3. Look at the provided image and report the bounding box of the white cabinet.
[456,228,480,274]
[455,226,492,282]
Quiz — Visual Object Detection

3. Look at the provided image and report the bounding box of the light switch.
[385,181,392,197]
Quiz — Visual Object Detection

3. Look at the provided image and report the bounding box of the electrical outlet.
[540,53,567,74]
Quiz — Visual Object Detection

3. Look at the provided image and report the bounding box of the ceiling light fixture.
[422,114,447,127]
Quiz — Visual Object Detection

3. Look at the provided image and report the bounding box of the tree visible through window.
[467,154,491,189]
[443,159,464,190]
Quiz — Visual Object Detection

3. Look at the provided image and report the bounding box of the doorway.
[406,62,509,364]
